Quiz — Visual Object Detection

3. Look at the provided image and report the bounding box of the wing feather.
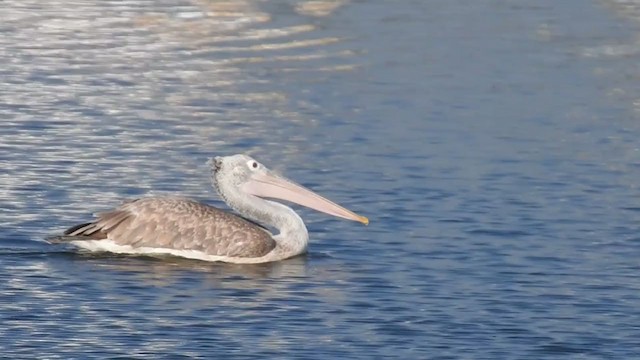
[57,197,276,258]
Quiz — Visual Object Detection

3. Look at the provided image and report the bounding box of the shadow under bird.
[49,154,368,263]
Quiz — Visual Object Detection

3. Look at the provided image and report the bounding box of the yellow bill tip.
[358,215,369,226]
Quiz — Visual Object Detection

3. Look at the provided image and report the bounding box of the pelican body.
[50,154,368,263]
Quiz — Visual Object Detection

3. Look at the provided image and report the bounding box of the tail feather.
[64,222,95,236]
[47,222,107,243]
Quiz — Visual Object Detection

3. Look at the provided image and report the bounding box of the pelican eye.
[248,160,259,169]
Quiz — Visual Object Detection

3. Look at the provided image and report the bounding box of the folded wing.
[53,197,276,258]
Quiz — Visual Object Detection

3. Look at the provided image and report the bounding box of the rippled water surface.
[3,0,640,358]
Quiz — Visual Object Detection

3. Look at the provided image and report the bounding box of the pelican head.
[210,154,368,225]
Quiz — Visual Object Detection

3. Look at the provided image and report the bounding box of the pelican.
[49,154,368,263]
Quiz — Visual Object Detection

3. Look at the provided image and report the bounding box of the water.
[2,0,640,358]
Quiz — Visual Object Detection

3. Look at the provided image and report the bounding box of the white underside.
[70,239,277,264]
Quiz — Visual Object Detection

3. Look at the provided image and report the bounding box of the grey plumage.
[50,154,366,263]
[53,197,276,258]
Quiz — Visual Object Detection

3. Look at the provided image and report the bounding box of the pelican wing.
[54,197,276,258]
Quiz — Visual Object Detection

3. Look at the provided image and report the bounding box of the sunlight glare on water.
[2,0,640,358]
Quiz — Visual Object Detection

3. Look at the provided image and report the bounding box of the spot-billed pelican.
[50,154,368,263]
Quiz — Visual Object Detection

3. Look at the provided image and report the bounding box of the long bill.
[241,171,369,225]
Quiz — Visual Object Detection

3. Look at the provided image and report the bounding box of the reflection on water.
[0,0,358,241]
[4,0,640,358]
[0,249,369,357]
[73,251,311,281]
[574,1,640,117]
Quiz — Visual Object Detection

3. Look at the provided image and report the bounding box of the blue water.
[3,0,640,358]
